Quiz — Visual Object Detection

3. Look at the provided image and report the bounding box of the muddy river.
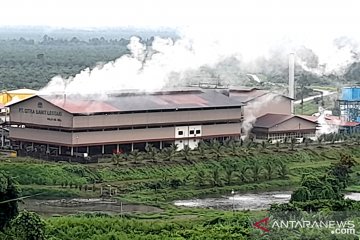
[174,191,360,210]
[20,198,163,217]
[20,191,360,216]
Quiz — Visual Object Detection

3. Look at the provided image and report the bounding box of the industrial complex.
[0,84,359,159]
[1,86,319,157]
[339,86,360,122]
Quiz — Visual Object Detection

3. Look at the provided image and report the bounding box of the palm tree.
[161,146,176,161]
[227,141,240,156]
[195,170,207,187]
[111,153,121,166]
[145,144,159,162]
[221,158,237,185]
[264,160,274,180]
[180,145,192,162]
[209,140,224,161]
[277,160,289,179]
[196,146,208,161]
[129,150,142,164]
[210,167,222,187]
[250,161,263,182]
[236,161,249,183]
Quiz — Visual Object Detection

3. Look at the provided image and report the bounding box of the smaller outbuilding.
[252,113,318,142]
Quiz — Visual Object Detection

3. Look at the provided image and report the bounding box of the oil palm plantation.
[250,161,263,182]
[161,145,177,161]
[236,160,249,183]
[145,144,160,162]
[180,145,192,162]
[221,158,237,185]
[129,150,143,164]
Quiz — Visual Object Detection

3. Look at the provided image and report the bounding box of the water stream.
[174,191,360,210]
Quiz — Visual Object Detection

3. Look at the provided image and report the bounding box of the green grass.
[1,144,359,203]
[295,95,336,115]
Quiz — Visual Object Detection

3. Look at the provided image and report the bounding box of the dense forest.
[0,27,359,92]
[0,36,132,90]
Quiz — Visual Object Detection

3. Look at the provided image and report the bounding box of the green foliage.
[0,37,130,90]
[0,171,19,230]
[9,211,46,240]
[45,213,253,240]
[329,154,357,189]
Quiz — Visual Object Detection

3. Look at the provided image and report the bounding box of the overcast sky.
[0,0,358,35]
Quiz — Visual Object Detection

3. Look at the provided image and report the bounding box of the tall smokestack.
[289,53,295,114]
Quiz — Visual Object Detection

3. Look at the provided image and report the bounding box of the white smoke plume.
[316,106,339,137]
[241,93,284,136]
[38,0,360,95]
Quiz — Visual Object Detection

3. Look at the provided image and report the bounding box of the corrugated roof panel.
[41,90,243,114]
[48,99,119,114]
[254,113,293,128]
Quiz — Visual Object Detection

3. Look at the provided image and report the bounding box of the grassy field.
[1,143,359,205]
[2,143,360,239]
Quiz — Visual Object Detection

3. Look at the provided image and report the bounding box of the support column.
[70,147,74,156]
[160,141,163,149]
[86,146,89,154]
[116,144,119,153]
[59,146,61,155]
[20,141,23,150]
[131,143,134,151]
[101,145,105,154]
[31,142,34,151]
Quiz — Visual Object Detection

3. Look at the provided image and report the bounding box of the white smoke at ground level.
[241,93,284,137]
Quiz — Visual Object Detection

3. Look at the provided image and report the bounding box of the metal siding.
[10,127,72,145]
[202,123,241,136]
[268,118,317,132]
[73,109,242,128]
[9,96,73,128]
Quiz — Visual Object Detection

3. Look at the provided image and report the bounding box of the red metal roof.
[34,90,243,114]
[48,99,119,114]
[298,114,360,127]
[254,113,318,129]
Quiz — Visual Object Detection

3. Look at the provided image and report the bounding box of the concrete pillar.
[131,143,134,151]
[31,142,34,151]
[20,141,23,150]
[101,145,105,154]
[59,146,61,155]
[86,146,89,154]
[160,141,163,149]
[116,144,119,153]
[70,147,74,156]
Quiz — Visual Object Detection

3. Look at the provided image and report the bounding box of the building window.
[189,130,195,134]
[178,130,184,135]
[37,102,43,108]
[196,130,201,134]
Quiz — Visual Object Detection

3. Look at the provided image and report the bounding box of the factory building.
[252,113,318,142]
[338,86,360,122]
[7,89,244,156]
[228,87,292,118]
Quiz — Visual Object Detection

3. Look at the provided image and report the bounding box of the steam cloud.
[40,26,360,95]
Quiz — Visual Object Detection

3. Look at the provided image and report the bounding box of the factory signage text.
[18,107,62,116]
